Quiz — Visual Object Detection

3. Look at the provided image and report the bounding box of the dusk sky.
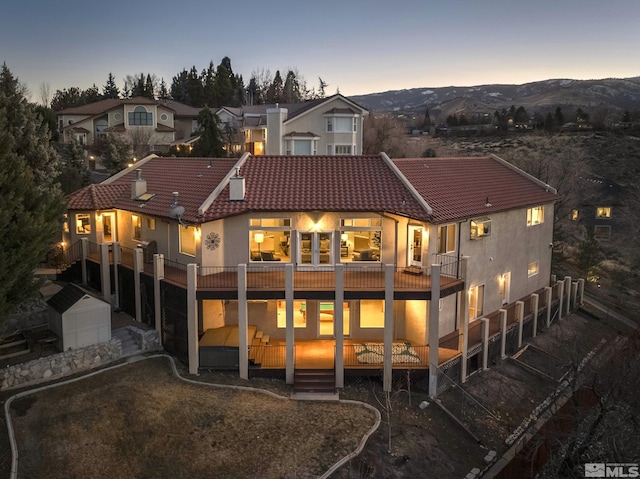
[1,0,638,102]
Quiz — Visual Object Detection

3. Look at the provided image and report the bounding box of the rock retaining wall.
[127,326,161,352]
[1,339,123,390]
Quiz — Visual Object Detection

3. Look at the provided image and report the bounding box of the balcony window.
[469,285,484,320]
[360,300,384,328]
[527,206,544,226]
[131,215,141,241]
[596,207,611,219]
[340,218,382,263]
[437,224,456,254]
[470,217,491,239]
[180,225,196,256]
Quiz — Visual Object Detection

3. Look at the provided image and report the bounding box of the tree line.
[49,56,329,111]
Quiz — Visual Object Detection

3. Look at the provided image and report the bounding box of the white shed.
[47,284,111,351]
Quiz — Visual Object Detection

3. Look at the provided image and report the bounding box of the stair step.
[294,368,335,393]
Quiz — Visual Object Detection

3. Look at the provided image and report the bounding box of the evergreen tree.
[144,74,155,99]
[422,108,432,130]
[191,108,225,157]
[213,57,234,107]
[318,77,328,99]
[202,62,216,106]
[158,78,170,100]
[554,106,565,127]
[170,69,189,104]
[266,70,283,103]
[57,138,90,194]
[101,132,131,173]
[186,66,204,106]
[51,87,83,111]
[102,72,120,99]
[82,84,101,104]
[0,64,64,323]
[283,70,301,103]
[232,73,245,107]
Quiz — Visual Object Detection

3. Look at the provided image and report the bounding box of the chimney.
[229,167,245,201]
[131,169,147,199]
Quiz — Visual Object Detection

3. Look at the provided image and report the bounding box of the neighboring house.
[60,152,560,393]
[57,97,201,153]
[216,94,368,156]
[571,176,626,242]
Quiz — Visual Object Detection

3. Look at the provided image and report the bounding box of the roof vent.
[229,168,245,201]
[131,169,147,199]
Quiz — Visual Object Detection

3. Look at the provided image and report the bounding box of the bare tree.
[39,82,51,107]
[128,127,154,159]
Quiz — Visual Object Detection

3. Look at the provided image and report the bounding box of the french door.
[298,232,334,266]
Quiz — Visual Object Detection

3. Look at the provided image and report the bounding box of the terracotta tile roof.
[65,183,129,210]
[392,156,559,224]
[201,155,430,222]
[65,155,430,223]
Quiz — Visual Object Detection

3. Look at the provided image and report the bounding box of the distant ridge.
[350,77,640,122]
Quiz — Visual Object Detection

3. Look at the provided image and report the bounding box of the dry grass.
[9,357,377,479]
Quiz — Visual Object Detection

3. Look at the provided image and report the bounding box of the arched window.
[128,106,153,126]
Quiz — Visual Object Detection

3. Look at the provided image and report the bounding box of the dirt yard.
[6,357,376,479]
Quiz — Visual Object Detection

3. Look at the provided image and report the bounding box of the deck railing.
[343,343,429,368]
[62,240,83,266]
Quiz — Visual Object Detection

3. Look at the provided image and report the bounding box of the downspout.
[454,219,467,330]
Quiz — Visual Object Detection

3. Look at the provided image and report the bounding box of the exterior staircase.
[112,328,142,357]
[293,368,336,394]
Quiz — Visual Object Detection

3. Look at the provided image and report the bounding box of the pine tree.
[170,69,189,104]
[101,133,131,173]
[102,73,120,99]
[158,78,170,100]
[213,57,234,107]
[191,108,225,157]
[0,64,64,323]
[266,70,283,104]
[186,66,204,107]
[144,74,155,99]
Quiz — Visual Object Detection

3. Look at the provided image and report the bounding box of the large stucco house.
[57,97,201,152]
[60,152,576,395]
[215,94,368,156]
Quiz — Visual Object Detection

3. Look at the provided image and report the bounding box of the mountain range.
[350,77,640,122]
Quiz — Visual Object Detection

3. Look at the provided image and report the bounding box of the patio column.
[531,293,539,338]
[545,286,552,327]
[572,281,579,313]
[428,263,441,398]
[133,248,143,322]
[187,264,199,375]
[557,280,564,320]
[334,264,344,389]
[499,309,507,359]
[100,243,111,303]
[238,264,248,380]
[564,275,572,315]
[481,317,489,370]
[383,264,394,392]
[516,300,524,349]
[458,257,470,383]
[80,237,88,285]
[112,242,121,310]
[153,254,164,332]
[577,278,585,306]
[285,264,294,385]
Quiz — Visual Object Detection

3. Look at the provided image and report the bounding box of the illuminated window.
[75,214,91,234]
[340,218,382,263]
[527,261,539,278]
[249,218,292,262]
[360,300,385,328]
[596,207,611,219]
[470,217,491,239]
[437,224,456,254]
[277,300,307,328]
[250,218,291,227]
[131,215,141,241]
[571,210,579,221]
[527,206,544,226]
[147,217,156,230]
[469,285,484,320]
[180,225,196,256]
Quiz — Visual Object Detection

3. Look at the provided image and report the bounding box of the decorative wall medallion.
[205,232,221,250]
